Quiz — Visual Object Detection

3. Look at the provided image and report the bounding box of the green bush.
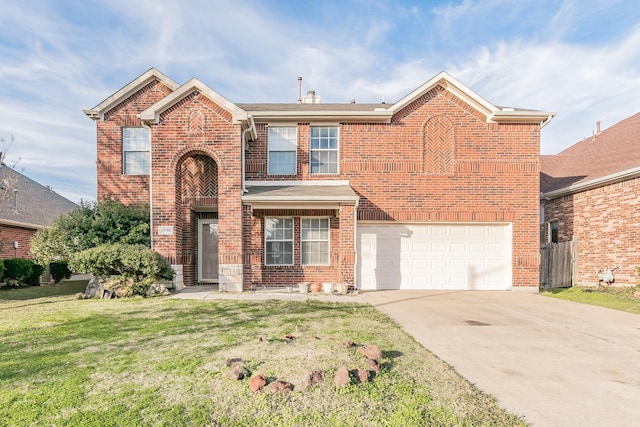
[69,243,174,297]
[3,258,33,284]
[30,198,150,265]
[50,260,72,284]
[26,262,45,286]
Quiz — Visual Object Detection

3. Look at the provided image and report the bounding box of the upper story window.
[268,127,297,175]
[123,127,150,175]
[310,126,339,174]
[265,218,294,265]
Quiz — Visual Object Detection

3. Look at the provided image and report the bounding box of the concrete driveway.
[360,290,640,427]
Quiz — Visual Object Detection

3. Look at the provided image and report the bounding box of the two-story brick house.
[84,68,553,292]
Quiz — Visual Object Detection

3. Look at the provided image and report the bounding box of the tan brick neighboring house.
[541,113,640,286]
[0,165,77,259]
[84,68,554,291]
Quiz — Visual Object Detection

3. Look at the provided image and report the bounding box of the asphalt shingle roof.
[541,112,640,193]
[0,165,77,228]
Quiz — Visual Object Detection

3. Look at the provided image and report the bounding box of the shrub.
[50,260,72,284]
[3,258,33,284]
[69,243,174,297]
[30,198,150,265]
[26,262,46,286]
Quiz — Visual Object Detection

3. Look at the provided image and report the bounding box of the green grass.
[542,285,640,315]
[0,284,524,426]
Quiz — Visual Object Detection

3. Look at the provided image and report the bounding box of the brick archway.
[176,153,219,286]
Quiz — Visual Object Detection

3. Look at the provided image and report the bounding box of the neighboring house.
[84,68,553,292]
[0,165,77,258]
[541,113,640,286]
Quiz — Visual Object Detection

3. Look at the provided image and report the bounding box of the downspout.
[241,115,256,193]
[140,119,153,249]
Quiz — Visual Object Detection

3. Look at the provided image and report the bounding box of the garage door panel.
[357,224,511,290]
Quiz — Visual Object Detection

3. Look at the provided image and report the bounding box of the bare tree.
[0,135,22,203]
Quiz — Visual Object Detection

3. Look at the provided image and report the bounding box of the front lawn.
[542,285,640,315]
[0,283,524,426]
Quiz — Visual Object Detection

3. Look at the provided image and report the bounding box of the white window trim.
[301,217,331,266]
[267,126,297,176]
[264,217,294,266]
[310,126,339,175]
[122,127,150,175]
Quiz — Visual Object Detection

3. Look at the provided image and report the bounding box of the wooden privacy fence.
[540,240,577,289]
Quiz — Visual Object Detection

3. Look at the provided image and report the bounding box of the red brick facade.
[89,69,549,291]
[542,177,640,286]
[0,225,35,259]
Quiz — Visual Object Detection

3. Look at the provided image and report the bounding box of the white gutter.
[490,110,556,125]
[241,115,256,193]
[541,165,640,200]
[248,110,392,122]
[0,218,43,230]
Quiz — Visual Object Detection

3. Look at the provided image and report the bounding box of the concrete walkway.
[171,285,367,303]
[360,290,640,427]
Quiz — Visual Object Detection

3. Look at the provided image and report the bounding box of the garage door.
[357,223,512,290]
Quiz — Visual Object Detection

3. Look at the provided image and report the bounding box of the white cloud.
[1,0,640,203]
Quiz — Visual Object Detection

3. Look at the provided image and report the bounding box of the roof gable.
[83,68,179,121]
[389,71,554,125]
[139,78,248,124]
[541,112,640,197]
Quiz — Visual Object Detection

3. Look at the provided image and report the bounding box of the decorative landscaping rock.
[226,364,248,380]
[146,283,170,297]
[84,276,100,298]
[356,368,370,383]
[267,380,294,394]
[250,374,267,392]
[366,358,381,374]
[304,370,324,388]
[334,367,351,388]
[225,358,243,367]
[358,344,382,360]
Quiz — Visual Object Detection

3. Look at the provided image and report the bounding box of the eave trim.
[541,165,640,200]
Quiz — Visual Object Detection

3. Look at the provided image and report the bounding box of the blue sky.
[1,0,639,202]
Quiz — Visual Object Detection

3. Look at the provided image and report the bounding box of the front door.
[198,219,219,282]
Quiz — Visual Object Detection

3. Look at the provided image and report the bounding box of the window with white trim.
[301,218,330,265]
[310,126,339,174]
[268,127,297,175]
[123,127,150,175]
[265,218,294,265]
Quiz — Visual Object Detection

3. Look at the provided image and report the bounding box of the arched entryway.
[177,153,219,286]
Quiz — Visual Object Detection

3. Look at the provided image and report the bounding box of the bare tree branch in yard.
[0,135,22,204]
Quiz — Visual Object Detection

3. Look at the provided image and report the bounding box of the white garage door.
[357,223,512,290]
